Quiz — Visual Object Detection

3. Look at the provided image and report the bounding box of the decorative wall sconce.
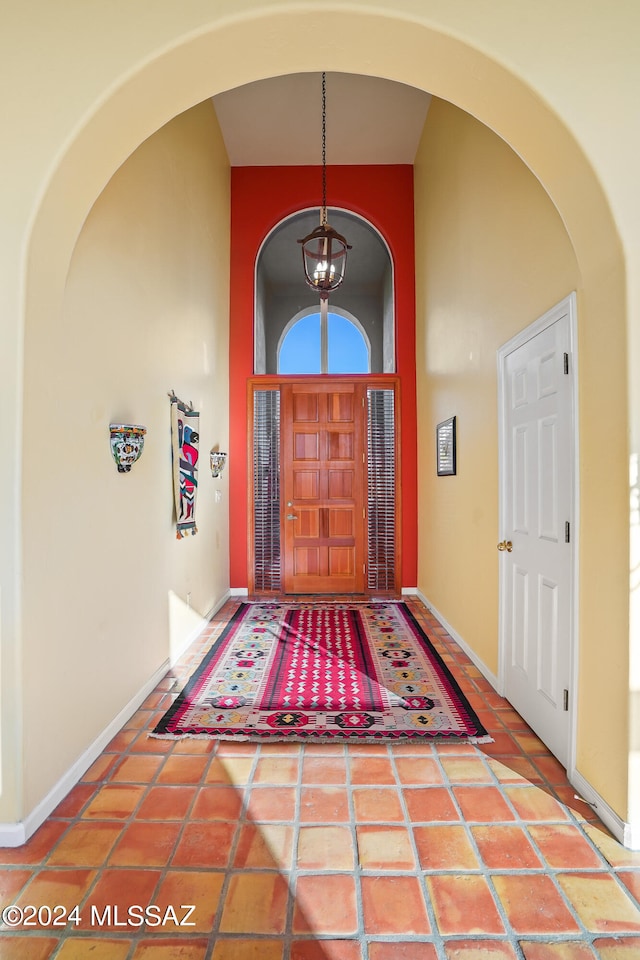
[210,450,228,478]
[109,423,146,473]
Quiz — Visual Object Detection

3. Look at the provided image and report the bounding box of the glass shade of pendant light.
[298,73,351,300]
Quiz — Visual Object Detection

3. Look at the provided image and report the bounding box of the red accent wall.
[229,165,417,589]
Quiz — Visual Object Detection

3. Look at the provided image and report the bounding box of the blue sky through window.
[328,313,368,373]
[279,312,369,374]
[279,314,321,374]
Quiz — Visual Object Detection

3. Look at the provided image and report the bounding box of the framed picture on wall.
[436,416,456,476]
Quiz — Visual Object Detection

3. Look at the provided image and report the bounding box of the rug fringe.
[147,731,494,744]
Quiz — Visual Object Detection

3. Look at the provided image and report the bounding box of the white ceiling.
[213,72,431,166]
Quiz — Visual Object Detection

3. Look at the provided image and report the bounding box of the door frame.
[496,292,579,773]
[247,374,402,597]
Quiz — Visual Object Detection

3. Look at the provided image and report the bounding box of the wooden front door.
[282,380,366,594]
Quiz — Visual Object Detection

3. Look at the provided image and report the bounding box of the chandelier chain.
[297,70,349,299]
[321,71,327,225]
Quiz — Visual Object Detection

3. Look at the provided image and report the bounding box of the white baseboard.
[402,586,418,596]
[570,768,637,849]
[416,589,500,691]
[169,591,230,666]
[0,821,24,849]
[625,821,640,850]
[229,587,249,597]
[0,592,231,848]
[0,657,171,847]
[416,592,639,850]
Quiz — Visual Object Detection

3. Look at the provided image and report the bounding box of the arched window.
[278,308,370,374]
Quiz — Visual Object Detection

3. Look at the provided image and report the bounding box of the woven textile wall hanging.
[170,393,200,539]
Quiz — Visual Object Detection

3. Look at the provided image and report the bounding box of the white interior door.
[498,296,576,768]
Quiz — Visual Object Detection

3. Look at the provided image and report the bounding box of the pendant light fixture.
[298,72,351,300]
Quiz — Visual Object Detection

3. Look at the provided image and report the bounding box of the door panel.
[293,392,319,421]
[294,472,319,499]
[296,508,320,538]
[513,425,529,533]
[329,508,354,537]
[538,575,559,702]
[329,471,352,498]
[539,416,559,539]
[282,381,365,594]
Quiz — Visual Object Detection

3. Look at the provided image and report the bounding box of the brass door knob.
[497,540,513,552]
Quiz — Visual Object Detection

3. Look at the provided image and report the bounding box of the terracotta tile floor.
[1,596,639,958]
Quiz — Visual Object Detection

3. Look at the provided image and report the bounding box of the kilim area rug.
[151,601,490,742]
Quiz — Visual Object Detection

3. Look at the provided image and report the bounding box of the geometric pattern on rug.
[151,601,490,742]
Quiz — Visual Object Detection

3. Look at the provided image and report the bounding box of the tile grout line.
[204,740,263,957]
[283,741,304,960]
[349,742,368,960]
[388,741,447,958]
[434,742,516,951]
[430,694,600,951]
[480,759,604,951]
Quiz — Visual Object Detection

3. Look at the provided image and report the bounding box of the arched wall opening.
[255,207,394,375]
[3,7,629,835]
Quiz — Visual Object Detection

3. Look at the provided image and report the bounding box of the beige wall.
[20,100,230,812]
[414,98,628,817]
